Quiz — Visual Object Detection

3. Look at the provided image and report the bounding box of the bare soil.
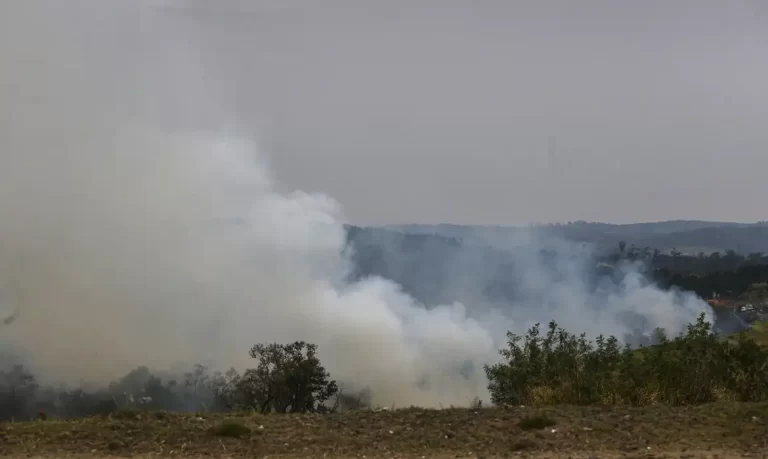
[2,402,768,458]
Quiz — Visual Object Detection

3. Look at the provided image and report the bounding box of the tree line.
[4,313,768,420]
[606,242,768,300]
[0,341,362,422]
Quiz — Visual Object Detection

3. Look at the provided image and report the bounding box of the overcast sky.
[2,1,768,226]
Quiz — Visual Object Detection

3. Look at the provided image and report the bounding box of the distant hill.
[344,225,616,308]
[384,221,768,255]
[344,223,768,336]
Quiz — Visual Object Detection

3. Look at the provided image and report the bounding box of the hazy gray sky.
[2,1,768,225]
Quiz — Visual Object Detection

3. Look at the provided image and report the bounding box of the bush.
[484,313,768,406]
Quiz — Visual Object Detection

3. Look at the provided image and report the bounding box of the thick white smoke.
[0,127,497,405]
[0,1,712,407]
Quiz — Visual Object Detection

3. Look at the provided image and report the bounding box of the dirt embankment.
[2,402,767,458]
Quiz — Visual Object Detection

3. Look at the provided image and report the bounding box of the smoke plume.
[0,1,712,407]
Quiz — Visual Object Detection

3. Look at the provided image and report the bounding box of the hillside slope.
[388,221,768,254]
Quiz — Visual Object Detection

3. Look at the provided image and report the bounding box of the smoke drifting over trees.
[0,1,713,410]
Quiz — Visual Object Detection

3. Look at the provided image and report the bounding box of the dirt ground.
[1,454,763,459]
[2,402,768,458]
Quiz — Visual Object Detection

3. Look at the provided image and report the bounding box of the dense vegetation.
[485,313,768,406]
[3,314,768,421]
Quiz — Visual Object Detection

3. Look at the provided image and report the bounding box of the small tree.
[208,368,243,411]
[237,341,338,413]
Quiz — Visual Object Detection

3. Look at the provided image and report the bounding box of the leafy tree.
[236,341,338,413]
[109,366,153,396]
[208,367,244,410]
[142,375,181,411]
[184,364,210,394]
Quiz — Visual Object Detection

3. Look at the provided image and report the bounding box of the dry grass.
[2,402,768,458]
[743,320,768,346]
[725,320,768,347]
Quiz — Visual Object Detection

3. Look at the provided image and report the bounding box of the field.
[2,402,768,458]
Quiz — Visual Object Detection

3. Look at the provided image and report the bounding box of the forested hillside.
[388,220,768,255]
[347,224,768,303]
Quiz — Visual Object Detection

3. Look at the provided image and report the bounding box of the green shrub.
[484,313,768,406]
